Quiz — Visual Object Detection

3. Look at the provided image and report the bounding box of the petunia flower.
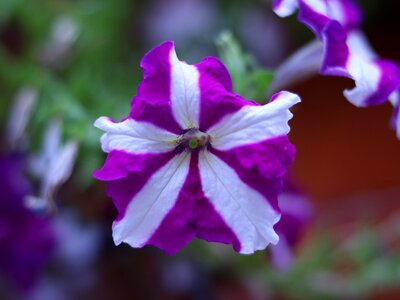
[271,0,400,112]
[0,154,55,291]
[94,41,300,255]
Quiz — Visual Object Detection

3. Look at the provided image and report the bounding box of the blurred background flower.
[0,154,55,296]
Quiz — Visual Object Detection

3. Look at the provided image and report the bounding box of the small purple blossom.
[94,41,300,254]
[272,0,400,135]
[0,154,55,290]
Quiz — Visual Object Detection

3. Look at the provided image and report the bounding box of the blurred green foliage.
[216,31,274,102]
[176,218,400,299]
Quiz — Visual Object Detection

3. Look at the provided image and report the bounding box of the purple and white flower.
[272,0,400,111]
[94,41,300,255]
[27,119,78,213]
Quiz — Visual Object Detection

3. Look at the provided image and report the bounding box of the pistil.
[178,128,210,152]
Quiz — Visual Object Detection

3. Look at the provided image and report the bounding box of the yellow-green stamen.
[188,138,199,149]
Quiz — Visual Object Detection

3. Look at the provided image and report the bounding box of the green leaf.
[215,30,274,102]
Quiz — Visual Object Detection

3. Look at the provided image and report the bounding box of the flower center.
[177,128,210,152]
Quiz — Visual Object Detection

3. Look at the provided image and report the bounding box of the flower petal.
[270,235,294,270]
[322,24,400,106]
[196,57,253,131]
[343,59,400,107]
[198,151,280,254]
[274,1,400,108]
[112,152,191,248]
[273,0,299,18]
[275,190,313,247]
[208,91,300,151]
[146,153,240,255]
[0,155,55,290]
[6,87,37,150]
[29,119,62,180]
[131,41,203,130]
[130,41,181,133]
[41,140,78,200]
[196,56,233,92]
[96,151,176,222]
[327,0,362,30]
[94,116,176,154]
[343,32,400,106]
[269,40,323,93]
[94,150,175,181]
[301,0,362,32]
[210,136,296,213]
[169,46,201,128]
[270,186,313,270]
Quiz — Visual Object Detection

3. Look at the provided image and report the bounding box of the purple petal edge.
[210,136,296,213]
[321,21,350,77]
[363,60,400,106]
[130,41,182,134]
[94,150,176,221]
[321,21,400,106]
[196,58,255,132]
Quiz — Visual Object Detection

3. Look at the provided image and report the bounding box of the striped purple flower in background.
[272,0,400,137]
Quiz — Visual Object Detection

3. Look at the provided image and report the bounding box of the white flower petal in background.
[6,87,37,150]
[268,40,323,94]
[28,119,79,212]
[30,119,62,179]
[40,140,78,206]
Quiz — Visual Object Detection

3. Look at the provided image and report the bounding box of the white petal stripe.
[343,31,380,107]
[302,0,328,16]
[326,0,347,25]
[199,151,280,254]
[113,152,191,247]
[208,91,300,151]
[346,31,377,61]
[94,116,177,154]
[343,56,380,107]
[170,48,201,128]
[273,0,299,17]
